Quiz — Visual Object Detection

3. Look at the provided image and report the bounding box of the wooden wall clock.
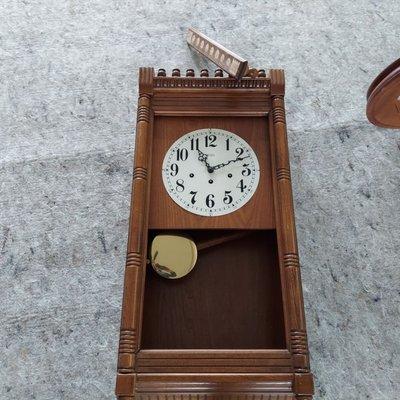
[115,66,314,399]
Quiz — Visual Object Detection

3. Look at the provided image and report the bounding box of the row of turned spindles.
[157,68,267,78]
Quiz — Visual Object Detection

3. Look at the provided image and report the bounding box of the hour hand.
[197,149,208,162]
[197,150,214,173]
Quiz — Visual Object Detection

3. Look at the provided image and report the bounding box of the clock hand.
[211,155,250,171]
[197,149,214,173]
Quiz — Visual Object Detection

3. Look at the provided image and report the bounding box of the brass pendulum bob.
[149,231,251,279]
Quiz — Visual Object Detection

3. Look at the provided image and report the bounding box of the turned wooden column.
[269,69,313,399]
[115,67,154,399]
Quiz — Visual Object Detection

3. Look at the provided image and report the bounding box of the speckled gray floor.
[0,1,399,399]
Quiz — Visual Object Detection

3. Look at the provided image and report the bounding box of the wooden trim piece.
[187,28,249,79]
[269,70,312,384]
[116,67,155,398]
[134,373,295,399]
[136,350,292,373]
[293,373,314,397]
[269,111,290,350]
[152,89,271,116]
[270,69,285,96]
[116,374,135,397]
[137,349,291,358]
[134,394,295,400]
[136,373,294,394]
[153,110,269,117]
[154,76,270,89]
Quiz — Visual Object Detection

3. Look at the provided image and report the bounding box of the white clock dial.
[162,128,260,217]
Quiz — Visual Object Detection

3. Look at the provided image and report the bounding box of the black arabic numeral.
[170,163,179,176]
[190,138,199,151]
[177,148,188,161]
[189,191,197,204]
[176,179,185,192]
[236,147,244,157]
[226,138,230,151]
[241,163,251,176]
[206,194,215,208]
[236,179,247,193]
[223,190,233,204]
[205,134,217,147]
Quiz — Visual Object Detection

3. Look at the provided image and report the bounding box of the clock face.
[162,128,260,217]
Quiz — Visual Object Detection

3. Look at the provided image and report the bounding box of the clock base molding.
[116,373,313,399]
[115,68,314,399]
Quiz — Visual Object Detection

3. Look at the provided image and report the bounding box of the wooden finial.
[186,69,195,77]
[172,68,181,77]
[200,69,209,77]
[157,68,166,77]
[214,69,223,77]
[258,69,266,78]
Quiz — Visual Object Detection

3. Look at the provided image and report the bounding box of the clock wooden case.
[115,67,314,399]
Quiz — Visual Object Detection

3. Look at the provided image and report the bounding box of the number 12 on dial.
[162,128,260,217]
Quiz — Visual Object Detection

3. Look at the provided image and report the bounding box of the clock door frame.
[115,67,314,399]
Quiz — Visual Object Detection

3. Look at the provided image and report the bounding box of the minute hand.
[211,155,250,171]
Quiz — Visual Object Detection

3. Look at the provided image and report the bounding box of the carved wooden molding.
[132,167,148,181]
[135,374,295,400]
[270,69,285,96]
[187,28,249,79]
[137,95,151,122]
[135,394,295,400]
[118,329,136,373]
[154,76,270,89]
[116,373,135,397]
[136,349,292,373]
[293,373,314,397]
[151,68,271,116]
[119,329,136,352]
[276,167,291,182]
[272,102,286,125]
[126,252,141,268]
[139,67,154,95]
[152,92,271,116]
[283,253,300,269]
[291,330,308,356]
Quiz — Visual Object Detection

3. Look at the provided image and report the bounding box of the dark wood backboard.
[115,67,314,399]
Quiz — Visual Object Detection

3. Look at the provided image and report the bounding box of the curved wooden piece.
[367,58,400,99]
[366,59,400,129]
[116,67,154,398]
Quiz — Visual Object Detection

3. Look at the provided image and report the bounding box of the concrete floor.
[0,1,399,399]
